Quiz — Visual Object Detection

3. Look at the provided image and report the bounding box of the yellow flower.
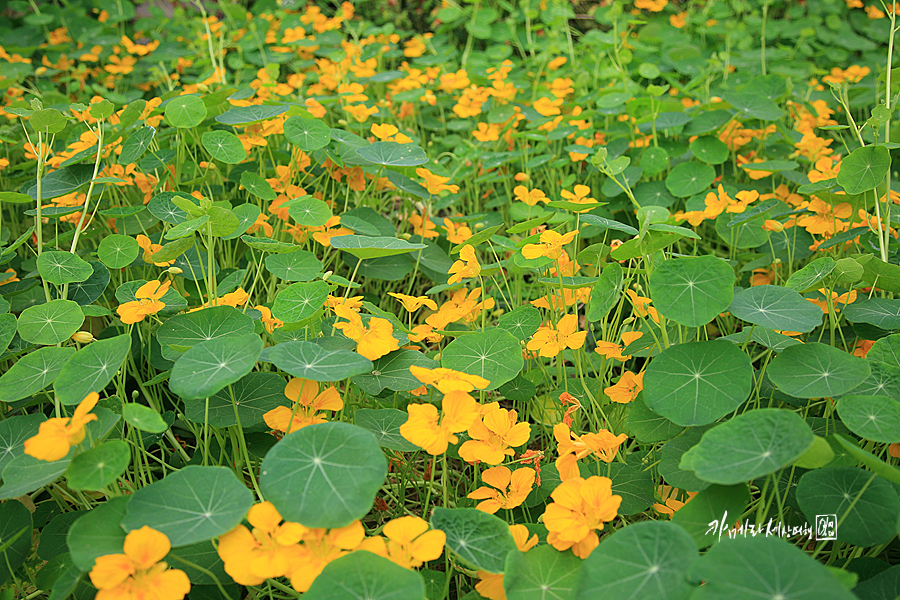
[554,423,628,480]
[217,502,306,585]
[333,305,400,360]
[400,391,480,455]
[388,292,438,313]
[468,466,535,514]
[344,103,378,122]
[653,485,698,517]
[533,96,563,117]
[264,378,344,435]
[604,370,644,404]
[255,305,284,334]
[543,476,621,558]
[409,365,490,394]
[448,244,481,285]
[117,280,170,325]
[521,230,578,260]
[525,314,586,358]
[24,392,99,461]
[473,122,500,142]
[136,234,174,267]
[559,185,598,213]
[288,522,366,593]
[459,403,531,465]
[513,185,548,207]
[416,168,460,195]
[359,516,445,570]
[89,526,190,600]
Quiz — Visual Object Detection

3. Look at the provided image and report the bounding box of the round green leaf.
[497,306,543,341]
[66,441,131,491]
[67,496,129,570]
[240,235,298,253]
[665,162,716,198]
[67,260,110,306]
[627,396,684,444]
[18,300,84,345]
[649,256,734,327]
[353,408,420,452]
[351,348,438,395]
[164,215,209,240]
[0,452,72,499]
[122,465,254,547]
[216,104,288,125]
[284,116,332,151]
[868,334,900,367]
[288,197,332,227]
[670,484,750,549]
[37,251,93,285]
[643,341,752,427]
[164,95,207,128]
[680,408,814,485]
[169,334,263,400]
[260,422,387,528]
[222,203,261,240]
[96,234,137,274]
[303,551,425,600]
[848,360,900,399]
[843,298,900,330]
[714,212,768,249]
[784,257,836,292]
[0,414,44,473]
[331,235,427,259]
[239,171,276,201]
[728,285,824,333]
[722,91,784,121]
[575,521,697,600]
[157,306,255,361]
[54,334,131,405]
[768,342,871,398]
[689,136,729,165]
[837,395,900,443]
[118,126,155,165]
[430,508,517,574]
[641,147,670,177]
[30,108,67,134]
[837,145,891,194]
[797,466,900,547]
[272,280,329,322]
[201,130,247,164]
[267,341,373,382]
[659,429,711,492]
[506,545,582,600]
[441,328,524,391]
[184,372,286,428]
[123,404,169,433]
[356,141,428,167]
[0,347,75,403]
[265,250,322,281]
[0,500,32,586]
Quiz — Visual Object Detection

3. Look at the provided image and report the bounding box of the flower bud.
[71,331,94,343]
[167,266,183,275]
[322,270,333,281]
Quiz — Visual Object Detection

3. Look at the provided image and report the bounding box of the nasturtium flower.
[533,96,563,117]
[333,304,400,360]
[400,391,480,455]
[521,229,578,260]
[117,280,170,325]
[604,370,644,404]
[554,423,628,480]
[543,476,621,558]
[24,392,99,461]
[468,466,536,514]
[559,185,598,213]
[459,403,531,465]
[288,522,366,593]
[475,525,538,600]
[442,218,472,244]
[409,365,490,394]
[448,244,481,285]
[409,211,439,239]
[473,122,500,142]
[513,185,548,207]
[625,289,659,323]
[525,314,586,358]
[416,168,460,195]
[388,292,438,313]
[653,485,698,517]
[136,234,174,267]
[217,501,305,585]
[359,516,446,570]
[264,378,343,435]
[255,305,284,334]
[89,526,190,600]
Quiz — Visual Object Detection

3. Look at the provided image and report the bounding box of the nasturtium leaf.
[123,404,169,433]
[353,408,420,451]
[288,197,332,227]
[768,342,870,398]
[0,347,76,403]
[265,250,322,282]
[497,306,542,341]
[169,334,263,400]
[728,285,824,332]
[164,95,207,128]
[331,235,427,259]
[848,360,900,400]
[797,466,900,547]
[681,409,814,485]
[505,545,582,600]
[216,104,288,125]
[303,551,425,600]
[0,313,14,355]
[689,136,729,164]
[722,91,783,121]
[18,300,84,346]
[37,251,93,285]
[38,512,85,563]
[164,215,209,240]
[671,484,750,549]
[66,441,131,491]
[0,501,34,585]
[868,333,900,367]
[66,496,128,570]
[499,376,537,403]
[585,262,623,322]
[157,306,255,360]
[267,341,373,381]
[239,171,277,201]
[351,349,438,395]
[67,260,109,307]
[98,234,139,269]
[148,191,195,224]
[118,126,155,165]
[241,235,300,253]
[627,397,684,443]
[260,422,387,528]
[272,280,329,322]
[665,162,716,197]
[574,521,697,600]
[688,535,856,600]
[30,108,67,133]
[54,334,131,405]
[441,329,524,390]
[0,452,72,500]
[222,204,261,240]
[0,192,33,203]
[659,429,711,493]
[356,141,428,167]
[577,214,639,235]
[0,414,44,473]
[843,298,900,330]
[837,145,891,194]
[185,372,286,428]
[27,164,94,200]
[784,256,836,292]
[643,341,751,427]
[836,395,900,443]
[720,327,801,353]
[431,508,517,574]
[649,256,733,327]
[122,466,253,547]
[283,116,332,151]
[201,130,247,164]
[150,237,194,264]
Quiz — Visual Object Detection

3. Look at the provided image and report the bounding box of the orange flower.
[388,292,438,312]
[333,305,400,360]
[474,525,538,599]
[473,122,500,142]
[409,365,490,394]
[806,289,857,314]
[559,185,598,213]
[255,305,284,334]
[526,314,586,358]
[416,168,460,194]
[89,526,190,600]
[604,370,644,404]
[217,502,305,585]
[117,280,171,325]
[358,516,445,570]
[443,218,473,244]
[288,522,366,593]
[399,391,480,455]
[468,466,536,513]
[653,485,698,517]
[263,378,343,435]
[625,289,659,323]
[533,96,563,117]
[554,423,628,480]
[513,185,548,207]
[409,211,439,239]
[459,403,531,465]
[543,476,621,558]
[136,234,174,267]
[521,229,578,260]
[24,392,99,461]
[448,244,481,285]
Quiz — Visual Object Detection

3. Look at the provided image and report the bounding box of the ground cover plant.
[3,0,900,598]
